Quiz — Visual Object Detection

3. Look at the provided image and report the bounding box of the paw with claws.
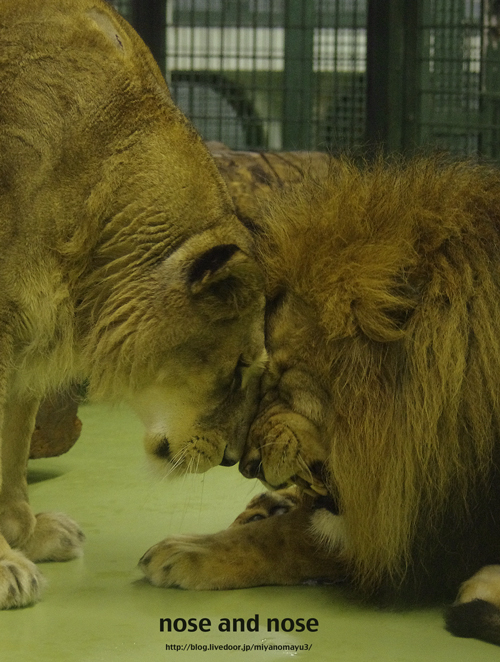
[230,488,300,526]
[139,489,340,590]
[0,511,84,609]
[0,549,45,609]
[139,534,222,590]
[22,512,85,563]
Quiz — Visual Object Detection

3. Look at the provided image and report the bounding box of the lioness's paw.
[22,512,85,563]
[139,535,219,590]
[0,549,45,609]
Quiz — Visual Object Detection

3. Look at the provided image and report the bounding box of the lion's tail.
[445,600,500,647]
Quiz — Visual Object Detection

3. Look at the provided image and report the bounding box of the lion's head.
[73,3,268,474]
[240,157,500,592]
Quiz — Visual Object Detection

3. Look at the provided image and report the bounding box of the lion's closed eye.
[231,355,250,391]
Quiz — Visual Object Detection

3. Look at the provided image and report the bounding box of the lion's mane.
[257,157,500,593]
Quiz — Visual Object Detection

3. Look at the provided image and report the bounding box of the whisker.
[163,446,189,479]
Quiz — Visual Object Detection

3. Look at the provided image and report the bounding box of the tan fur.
[0,0,264,608]
[456,566,500,607]
[229,487,301,526]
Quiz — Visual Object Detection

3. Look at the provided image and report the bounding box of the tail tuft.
[445,599,500,647]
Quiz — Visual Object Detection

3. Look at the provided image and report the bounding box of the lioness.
[0,0,265,608]
[140,158,500,647]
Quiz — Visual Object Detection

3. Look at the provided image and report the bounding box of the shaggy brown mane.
[256,157,500,589]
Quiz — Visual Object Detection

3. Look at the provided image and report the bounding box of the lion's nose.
[239,457,264,480]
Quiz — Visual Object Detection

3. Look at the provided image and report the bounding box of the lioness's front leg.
[0,394,84,608]
[139,493,345,590]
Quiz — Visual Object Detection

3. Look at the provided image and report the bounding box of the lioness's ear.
[188,244,240,294]
[187,244,263,318]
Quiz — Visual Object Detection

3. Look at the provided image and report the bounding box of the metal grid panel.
[107,1,500,159]
[315,1,367,153]
[165,0,367,151]
[418,0,500,158]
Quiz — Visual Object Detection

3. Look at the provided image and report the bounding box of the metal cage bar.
[132,0,167,76]
[282,0,314,149]
[365,0,420,152]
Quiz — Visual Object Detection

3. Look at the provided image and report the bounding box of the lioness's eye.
[232,355,250,391]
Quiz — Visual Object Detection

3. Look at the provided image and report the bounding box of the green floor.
[0,403,498,661]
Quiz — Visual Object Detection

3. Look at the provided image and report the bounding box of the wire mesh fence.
[164,1,367,151]
[418,0,500,160]
[108,0,500,160]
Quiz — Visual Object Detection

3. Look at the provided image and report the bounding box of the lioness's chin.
[145,454,213,479]
[143,433,226,477]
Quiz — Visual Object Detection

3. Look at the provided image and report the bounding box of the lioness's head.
[130,235,267,474]
[81,225,265,475]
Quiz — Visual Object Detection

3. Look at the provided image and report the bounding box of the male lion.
[0,0,265,609]
[140,157,500,647]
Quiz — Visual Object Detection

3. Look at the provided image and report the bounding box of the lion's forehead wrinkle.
[260,352,328,421]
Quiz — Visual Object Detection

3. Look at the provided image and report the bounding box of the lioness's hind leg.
[446,565,500,646]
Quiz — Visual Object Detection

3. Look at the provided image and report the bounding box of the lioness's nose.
[220,454,237,467]
[154,438,171,460]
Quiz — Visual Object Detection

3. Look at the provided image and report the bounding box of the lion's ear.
[187,244,263,318]
[352,276,422,342]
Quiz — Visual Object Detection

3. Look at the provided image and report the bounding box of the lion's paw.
[22,512,85,563]
[139,535,219,590]
[230,488,300,526]
[0,548,45,609]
